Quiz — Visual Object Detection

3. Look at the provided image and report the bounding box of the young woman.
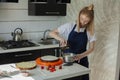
[49,4,96,80]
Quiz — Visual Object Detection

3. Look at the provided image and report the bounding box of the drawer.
[0,50,41,64]
[40,48,60,57]
[13,50,41,62]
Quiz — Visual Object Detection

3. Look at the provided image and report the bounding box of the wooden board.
[16,61,37,70]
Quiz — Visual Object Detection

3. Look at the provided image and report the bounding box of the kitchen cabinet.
[28,0,67,16]
[0,0,18,3]
[0,50,41,64]
[40,48,60,57]
[0,47,61,65]
[56,0,71,4]
[30,0,47,3]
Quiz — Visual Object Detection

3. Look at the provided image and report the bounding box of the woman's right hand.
[59,38,67,47]
[49,29,67,47]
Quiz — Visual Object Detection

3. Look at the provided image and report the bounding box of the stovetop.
[0,40,38,50]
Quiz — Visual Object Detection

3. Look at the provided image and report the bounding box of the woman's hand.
[73,41,95,63]
[49,29,67,47]
[59,38,67,47]
[74,54,84,63]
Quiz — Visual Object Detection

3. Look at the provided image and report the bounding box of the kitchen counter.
[0,43,59,54]
[0,41,61,65]
[0,62,90,80]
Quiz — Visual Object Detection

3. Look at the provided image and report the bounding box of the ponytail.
[77,4,94,36]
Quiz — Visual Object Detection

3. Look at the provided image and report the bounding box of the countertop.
[0,62,90,80]
[0,42,59,54]
[0,41,90,80]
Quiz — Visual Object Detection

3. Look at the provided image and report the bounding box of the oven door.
[0,50,41,64]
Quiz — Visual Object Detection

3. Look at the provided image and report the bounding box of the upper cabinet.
[56,0,71,4]
[28,0,71,16]
[0,0,18,3]
[29,0,47,3]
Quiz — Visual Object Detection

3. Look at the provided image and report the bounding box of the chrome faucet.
[43,29,51,40]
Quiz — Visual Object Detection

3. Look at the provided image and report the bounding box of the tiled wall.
[60,0,120,80]
[0,0,61,42]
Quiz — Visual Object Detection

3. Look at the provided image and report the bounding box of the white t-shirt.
[58,22,96,43]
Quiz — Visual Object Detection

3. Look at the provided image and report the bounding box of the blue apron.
[64,24,89,80]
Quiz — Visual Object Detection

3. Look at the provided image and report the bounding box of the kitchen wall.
[0,0,119,80]
[59,0,119,80]
[0,0,61,42]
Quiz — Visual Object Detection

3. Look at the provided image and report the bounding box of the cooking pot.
[59,43,74,65]
[11,28,23,41]
[63,53,75,66]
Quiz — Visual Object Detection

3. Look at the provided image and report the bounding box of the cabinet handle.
[54,49,57,57]
[15,53,32,57]
[59,49,62,57]
[45,12,60,14]
[31,2,47,4]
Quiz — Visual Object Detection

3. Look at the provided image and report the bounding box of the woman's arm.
[74,41,95,62]
[49,29,67,47]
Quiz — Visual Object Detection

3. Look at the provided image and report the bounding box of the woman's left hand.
[73,54,83,63]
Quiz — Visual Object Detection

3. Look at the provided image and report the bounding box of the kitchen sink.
[39,38,59,45]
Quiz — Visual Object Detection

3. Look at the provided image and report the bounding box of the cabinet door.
[56,0,71,3]
[0,50,41,64]
[0,0,18,3]
[0,53,14,64]
[29,0,47,2]
[40,48,59,57]
[13,50,41,62]
[28,0,66,16]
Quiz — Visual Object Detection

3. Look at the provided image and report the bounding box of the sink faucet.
[43,29,51,40]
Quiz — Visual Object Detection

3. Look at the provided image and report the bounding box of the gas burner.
[0,40,38,49]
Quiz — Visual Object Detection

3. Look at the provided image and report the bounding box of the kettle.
[11,28,23,41]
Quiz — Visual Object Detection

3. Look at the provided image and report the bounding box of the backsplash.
[0,21,59,41]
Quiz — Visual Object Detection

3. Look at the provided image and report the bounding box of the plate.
[41,55,59,61]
